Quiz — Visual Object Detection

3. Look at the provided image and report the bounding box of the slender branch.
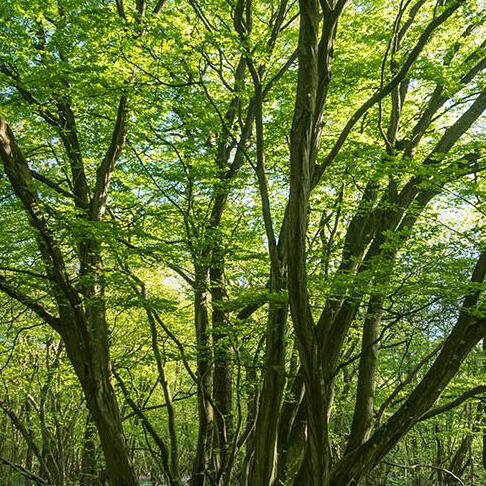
[383,461,465,485]
[0,456,47,485]
[0,266,50,280]
[91,95,128,221]
[0,276,61,329]
[313,0,464,186]
[31,170,78,201]
[420,385,486,421]
[112,368,174,482]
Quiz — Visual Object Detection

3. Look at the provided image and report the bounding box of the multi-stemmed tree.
[1,1,486,485]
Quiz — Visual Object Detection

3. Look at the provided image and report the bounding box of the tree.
[1,0,486,485]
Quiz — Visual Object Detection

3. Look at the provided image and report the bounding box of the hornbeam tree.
[0,0,486,485]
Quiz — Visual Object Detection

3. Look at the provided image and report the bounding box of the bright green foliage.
[0,1,486,485]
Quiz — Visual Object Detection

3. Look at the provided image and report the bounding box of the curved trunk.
[210,258,233,482]
[248,300,287,486]
[345,294,383,454]
[80,415,97,486]
[62,321,138,486]
[191,281,215,486]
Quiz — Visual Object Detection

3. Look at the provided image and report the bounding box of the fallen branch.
[383,461,465,485]
[0,455,47,485]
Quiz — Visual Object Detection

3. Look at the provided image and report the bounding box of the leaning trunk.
[248,298,287,486]
[61,320,138,486]
[80,414,98,486]
[191,277,215,486]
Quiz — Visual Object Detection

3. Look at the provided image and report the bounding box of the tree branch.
[420,385,486,422]
[0,276,60,330]
[91,95,128,221]
[0,456,47,485]
[313,0,464,186]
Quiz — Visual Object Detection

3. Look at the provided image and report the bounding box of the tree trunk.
[210,257,233,482]
[482,339,486,471]
[191,280,215,486]
[345,294,383,453]
[248,300,287,486]
[80,414,97,486]
[62,325,138,486]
